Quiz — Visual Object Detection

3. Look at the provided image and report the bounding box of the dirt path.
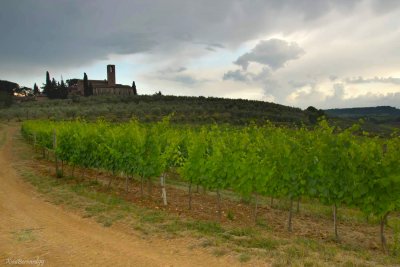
[0,125,245,267]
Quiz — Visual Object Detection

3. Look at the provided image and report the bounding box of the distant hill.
[325,106,400,131]
[325,106,400,118]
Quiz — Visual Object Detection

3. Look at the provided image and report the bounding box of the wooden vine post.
[125,175,130,193]
[253,193,259,224]
[33,132,36,149]
[380,212,389,254]
[288,197,294,232]
[160,173,167,206]
[53,129,59,176]
[140,174,145,198]
[333,203,338,241]
[217,189,222,222]
[188,182,192,210]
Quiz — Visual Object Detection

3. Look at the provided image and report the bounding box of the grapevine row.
[21,119,400,251]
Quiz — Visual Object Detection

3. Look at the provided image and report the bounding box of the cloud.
[223,38,301,97]
[158,67,187,75]
[171,75,206,85]
[208,43,225,49]
[288,81,400,109]
[288,80,312,88]
[156,72,208,85]
[2,0,400,109]
[234,39,305,70]
[331,83,345,102]
[342,92,400,108]
[345,76,400,85]
[329,75,338,81]
[224,38,302,100]
[0,1,355,72]
[206,47,217,52]
[196,42,225,52]
[223,70,251,82]
[223,67,272,84]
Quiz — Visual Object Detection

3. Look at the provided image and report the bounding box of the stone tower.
[107,64,116,86]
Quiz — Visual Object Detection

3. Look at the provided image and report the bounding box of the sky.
[1,0,400,109]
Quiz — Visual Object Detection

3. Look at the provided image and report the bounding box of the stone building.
[69,65,135,96]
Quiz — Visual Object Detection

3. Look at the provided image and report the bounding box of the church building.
[69,65,135,96]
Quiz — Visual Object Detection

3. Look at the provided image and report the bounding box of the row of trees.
[42,71,68,99]
[21,119,400,252]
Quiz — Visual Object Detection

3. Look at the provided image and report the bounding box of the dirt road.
[0,125,244,267]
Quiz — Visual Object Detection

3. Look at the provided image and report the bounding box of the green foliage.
[21,118,400,245]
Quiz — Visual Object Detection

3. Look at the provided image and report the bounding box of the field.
[0,116,398,266]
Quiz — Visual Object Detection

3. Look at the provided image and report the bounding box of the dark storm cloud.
[3,0,400,109]
[0,1,158,69]
[0,0,359,71]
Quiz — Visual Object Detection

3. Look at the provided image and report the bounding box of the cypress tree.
[43,71,51,95]
[83,73,89,96]
[132,81,137,95]
[33,83,39,95]
[46,71,51,86]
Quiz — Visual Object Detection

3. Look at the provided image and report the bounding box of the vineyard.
[21,118,400,252]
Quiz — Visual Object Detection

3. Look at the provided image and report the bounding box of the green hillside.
[0,94,316,125]
[325,106,400,118]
